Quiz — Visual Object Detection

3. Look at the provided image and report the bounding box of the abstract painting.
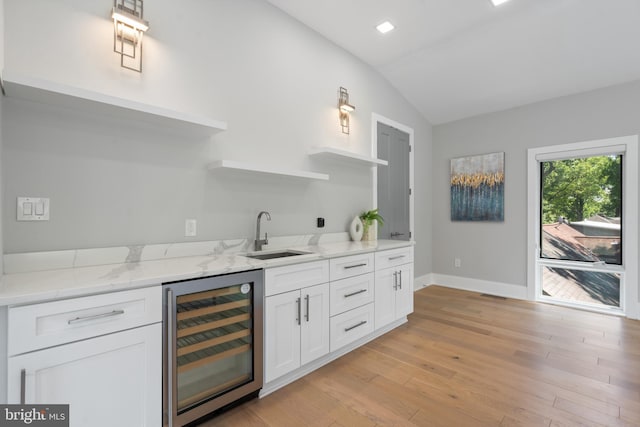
[450,152,504,221]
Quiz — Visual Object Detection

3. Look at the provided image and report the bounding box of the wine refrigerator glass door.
[164,269,264,427]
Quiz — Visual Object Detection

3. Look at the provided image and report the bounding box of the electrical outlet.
[454,257,461,268]
[185,219,197,237]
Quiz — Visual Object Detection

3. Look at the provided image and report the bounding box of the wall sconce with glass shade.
[112,0,149,72]
[338,87,355,134]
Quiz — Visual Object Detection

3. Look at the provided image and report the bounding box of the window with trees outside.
[540,154,622,309]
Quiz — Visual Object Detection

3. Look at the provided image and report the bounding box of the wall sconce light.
[338,86,355,134]
[112,0,149,72]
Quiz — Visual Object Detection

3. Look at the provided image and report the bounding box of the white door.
[377,121,412,240]
[300,283,330,365]
[395,263,414,318]
[7,324,161,427]
[374,267,397,329]
[264,290,301,383]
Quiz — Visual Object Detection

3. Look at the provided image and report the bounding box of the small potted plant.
[359,208,384,241]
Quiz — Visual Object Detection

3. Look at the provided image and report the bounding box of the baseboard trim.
[423,273,527,300]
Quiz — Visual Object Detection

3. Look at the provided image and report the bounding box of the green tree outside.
[541,155,621,224]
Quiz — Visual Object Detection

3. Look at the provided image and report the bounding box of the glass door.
[175,284,254,411]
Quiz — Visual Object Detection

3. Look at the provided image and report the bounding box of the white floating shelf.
[309,146,388,166]
[1,71,227,135]
[208,160,330,181]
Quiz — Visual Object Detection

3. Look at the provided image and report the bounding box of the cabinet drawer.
[329,253,374,281]
[330,273,374,316]
[330,303,375,352]
[265,260,329,296]
[375,246,414,270]
[8,286,162,356]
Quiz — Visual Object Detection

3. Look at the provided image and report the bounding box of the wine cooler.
[162,269,264,426]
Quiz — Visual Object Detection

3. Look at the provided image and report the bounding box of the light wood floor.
[202,286,640,426]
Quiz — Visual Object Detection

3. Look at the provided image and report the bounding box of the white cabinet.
[375,248,414,329]
[264,283,330,383]
[264,260,330,384]
[328,253,376,352]
[6,287,162,427]
[7,324,161,427]
[329,272,374,317]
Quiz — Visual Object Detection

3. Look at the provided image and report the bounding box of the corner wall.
[432,79,640,301]
[1,0,432,277]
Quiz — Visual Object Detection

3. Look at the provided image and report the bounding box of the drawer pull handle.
[67,309,125,325]
[344,320,367,332]
[344,263,367,269]
[344,289,367,298]
[388,255,405,261]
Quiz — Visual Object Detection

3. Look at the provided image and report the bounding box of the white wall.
[432,79,640,303]
[1,0,432,276]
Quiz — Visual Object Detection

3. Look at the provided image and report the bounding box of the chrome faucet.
[255,211,271,251]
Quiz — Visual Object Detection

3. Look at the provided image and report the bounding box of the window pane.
[540,155,622,265]
[542,266,620,308]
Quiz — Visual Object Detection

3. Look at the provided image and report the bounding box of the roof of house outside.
[542,222,599,262]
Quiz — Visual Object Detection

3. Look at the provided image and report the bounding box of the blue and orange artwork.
[450,152,504,222]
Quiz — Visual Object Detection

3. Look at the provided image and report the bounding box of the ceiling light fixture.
[376,21,395,34]
[112,0,149,72]
[490,0,512,6]
[338,87,355,134]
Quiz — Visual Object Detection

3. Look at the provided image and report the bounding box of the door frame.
[371,113,414,241]
[526,135,639,319]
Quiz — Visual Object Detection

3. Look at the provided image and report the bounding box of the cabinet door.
[395,263,414,318]
[264,290,301,383]
[7,324,161,427]
[374,267,397,329]
[300,283,330,365]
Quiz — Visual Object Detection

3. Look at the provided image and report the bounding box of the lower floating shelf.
[208,160,330,181]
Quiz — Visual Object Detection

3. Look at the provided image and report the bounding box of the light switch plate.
[17,197,50,221]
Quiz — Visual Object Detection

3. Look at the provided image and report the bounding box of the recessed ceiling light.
[376,21,395,34]
[490,0,512,6]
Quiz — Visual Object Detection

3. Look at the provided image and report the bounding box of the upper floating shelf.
[309,146,388,166]
[208,160,329,181]
[1,71,227,135]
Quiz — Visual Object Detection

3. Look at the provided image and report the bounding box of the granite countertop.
[0,239,413,306]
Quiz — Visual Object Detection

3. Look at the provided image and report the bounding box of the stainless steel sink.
[244,250,311,260]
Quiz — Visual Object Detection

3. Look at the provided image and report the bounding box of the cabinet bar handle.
[20,369,26,405]
[344,320,367,332]
[388,255,405,261]
[393,271,398,290]
[399,270,403,289]
[67,309,125,325]
[344,263,367,269]
[305,295,310,322]
[344,289,367,298]
[296,297,301,325]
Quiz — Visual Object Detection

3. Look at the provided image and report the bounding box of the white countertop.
[0,240,413,306]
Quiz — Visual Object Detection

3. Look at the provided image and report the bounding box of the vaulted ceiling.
[266,0,640,124]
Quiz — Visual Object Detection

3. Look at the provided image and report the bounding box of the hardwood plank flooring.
[200,286,640,427]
